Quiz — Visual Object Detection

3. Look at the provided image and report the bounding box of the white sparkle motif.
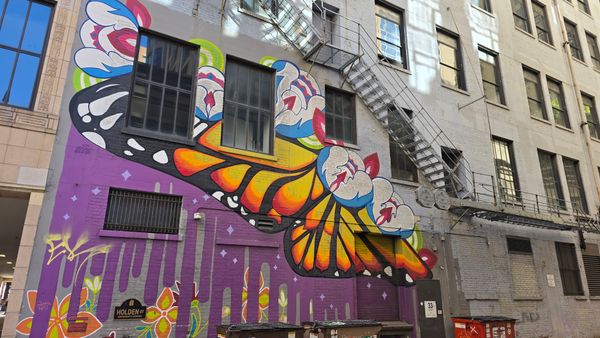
[121,170,131,181]
[227,225,234,235]
[71,195,78,202]
[91,187,101,195]
[220,249,227,257]
[382,292,388,300]
[63,213,70,220]
[319,293,325,301]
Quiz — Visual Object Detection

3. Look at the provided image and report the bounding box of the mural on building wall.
[19,0,437,337]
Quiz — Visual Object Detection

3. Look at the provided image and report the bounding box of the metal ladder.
[257,0,472,198]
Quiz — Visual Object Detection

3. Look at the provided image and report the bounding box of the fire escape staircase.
[256,0,600,234]
[258,0,470,198]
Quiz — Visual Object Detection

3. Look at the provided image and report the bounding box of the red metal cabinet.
[452,316,516,338]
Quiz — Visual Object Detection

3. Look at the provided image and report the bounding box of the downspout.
[552,0,600,214]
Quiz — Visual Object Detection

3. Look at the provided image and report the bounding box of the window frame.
[564,19,584,61]
[585,32,600,71]
[471,0,492,13]
[324,85,357,144]
[492,137,521,202]
[437,27,466,90]
[221,55,276,155]
[523,66,547,120]
[389,107,418,183]
[125,28,200,144]
[375,0,408,69]
[0,0,55,110]
[555,242,584,296]
[531,0,553,45]
[582,92,600,139]
[546,77,570,129]
[478,46,505,105]
[511,0,532,33]
[538,150,566,210]
[562,156,588,214]
[576,0,590,15]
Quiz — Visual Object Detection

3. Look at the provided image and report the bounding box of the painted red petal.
[418,248,438,269]
[127,0,152,28]
[312,107,327,144]
[363,153,380,178]
[107,28,138,58]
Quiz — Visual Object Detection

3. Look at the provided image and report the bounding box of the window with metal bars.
[478,47,505,105]
[562,157,588,214]
[104,188,182,234]
[586,32,600,71]
[565,20,583,61]
[532,1,552,44]
[583,244,600,296]
[0,0,53,109]
[523,67,546,120]
[128,30,199,140]
[492,137,520,202]
[325,86,356,144]
[538,150,565,210]
[555,242,584,296]
[511,0,531,33]
[222,56,275,154]
[582,92,600,139]
[547,77,570,128]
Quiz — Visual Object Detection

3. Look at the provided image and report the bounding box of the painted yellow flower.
[143,287,178,338]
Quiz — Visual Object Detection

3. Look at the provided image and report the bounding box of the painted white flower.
[368,178,415,237]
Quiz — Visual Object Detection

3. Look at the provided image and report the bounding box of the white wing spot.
[152,150,168,164]
[96,83,120,92]
[82,132,106,149]
[99,113,123,130]
[227,196,239,208]
[124,150,133,156]
[82,116,92,123]
[77,103,90,117]
[212,191,224,201]
[89,92,128,116]
[127,138,145,151]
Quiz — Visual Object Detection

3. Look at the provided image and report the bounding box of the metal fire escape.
[256,0,600,234]
[258,0,471,198]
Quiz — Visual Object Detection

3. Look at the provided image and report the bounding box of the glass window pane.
[260,71,271,109]
[0,48,17,103]
[146,85,162,131]
[151,39,166,83]
[165,43,181,87]
[222,101,236,147]
[238,64,249,104]
[8,53,39,108]
[247,108,259,152]
[137,34,151,80]
[0,0,29,48]
[130,81,148,128]
[21,2,51,54]
[175,92,190,137]
[225,61,237,100]
[249,70,259,107]
[441,65,458,88]
[179,47,195,91]
[439,43,457,67]
[160,88,177,134]
[234,106,247,149]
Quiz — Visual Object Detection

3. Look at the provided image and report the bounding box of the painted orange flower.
[241,267,270,323]
[143,287,178,338]
[16,288,102,337]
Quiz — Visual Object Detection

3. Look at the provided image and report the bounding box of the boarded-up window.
[507,237,540,299]
[583,244,600,296]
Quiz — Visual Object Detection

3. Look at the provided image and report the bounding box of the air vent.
[507,237,532,254]
[256,218,275,230]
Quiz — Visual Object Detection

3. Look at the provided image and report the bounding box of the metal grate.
[507,237,532,254]
[104,188,182,234]
[583,255,600,296]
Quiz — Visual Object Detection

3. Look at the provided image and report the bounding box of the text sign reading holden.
[114,298,147,320]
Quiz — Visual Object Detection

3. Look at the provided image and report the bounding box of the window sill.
[378,60,411,75]
[122,127,195,146]
[485,99,509,111]
[238,7,272,23]
[539,40,556,50]
[555,124,574,133]
[572,57,589,68]
[515,27,536,40]
[324,138,360,150]
[218,144,278,162]
[589,296,600,300]
[590,137,600,145]
[470,4,495,18]
[513,296,543,301]
[573,295,588,301]
[530,115,552,125]
[99,229,182,241]
[578,10,593,19]
[441,83,469,96]
[390,178,420,187]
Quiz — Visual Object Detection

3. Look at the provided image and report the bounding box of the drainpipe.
[552,0,600,214]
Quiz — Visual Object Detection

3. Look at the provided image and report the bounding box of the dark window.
[532,1,552,44]
[241,0,278,16]
[538,150,565,210]
[582,93,600,139]
[507,237,533,254]
[547,78,570,128]
[565,20,583,61]
[479,47,505,104]
[104,188,182,234]
[442,147,463,197]
[0,0,53,109]
[583,244,600,296]
[312,2,337,45]
[493,137,520,202]
[586,32,600,71]
[555,242,584,296]
[437,28,465,90]
[523,67,546,120]
[511,0,531,32]
[128,31,198,139]
[389,107,417,182]
[471,0,491,12]
[562,157,588,214]
[577,0,590,14]
[325,86,356,143]
[222,57,275,154]
[375,2,407,68]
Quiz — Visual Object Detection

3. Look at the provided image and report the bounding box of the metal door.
[416,279,446,338]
